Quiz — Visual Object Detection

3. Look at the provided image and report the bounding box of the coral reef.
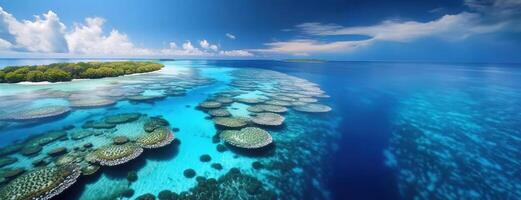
[251,113,285,126]
[144,116,170,132]
[0,165,81,200]
[213,117,248,129]
[0,106,71,122]
[208,109,231,117]
[136,127,174,149]
[220,127,273,149]
[293,103,332,113]
[198,101,222,109]
[104,113,141,124]
[90,143,143,166]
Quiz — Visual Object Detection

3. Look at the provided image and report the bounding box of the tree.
[0,71,5,82]
[4,72,25,83]
[0,61,163,83]
[26,71,45,82]
[44,68,72,82]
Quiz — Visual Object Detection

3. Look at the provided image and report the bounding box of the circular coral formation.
[235,98,265,104]
[298,97,318,103]
[0,168,26,179]
[25,131,67,146]
[143,117,169,132]
[200,154,211,162]
[90,143,143,166]
[136,193,156,200]
[252,161,264,170]
[47,147,67,157]
[158,190,174,200]
[127,95,166,102]
[216,144,227,152]
[246,105,264,113]
[104,113,141,124]
[208,109,231,117]
[55,154,82,166]
[264,100,292,106]
[0,106,71,122]
[70,130,95,140]
[220,127,273,149]
[127,171,138,182]
[248,104,288,113]
[82,120,116,129]
[213,117,248,129]
[136,127,175,149]
[0,165,81,200]
[0,157,17,168]
[198,101,222,109]
[272,96,296,102]
[20,144,42,156]
[293,103,332,113]
[81,164,100,176]
[112,136,129,145]
[211,163,223,170]
[70,98,116,108]
[251,113,285,126]
[214,96,234,104]
[183,169,196,178]
[0,144,22,157]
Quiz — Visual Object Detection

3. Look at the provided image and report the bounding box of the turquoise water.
[0,59,520,200]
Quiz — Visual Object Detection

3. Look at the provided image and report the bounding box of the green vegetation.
[283,59,326,63]
[0,61,163,83]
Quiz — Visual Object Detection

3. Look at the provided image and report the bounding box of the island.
[0,61,164,83]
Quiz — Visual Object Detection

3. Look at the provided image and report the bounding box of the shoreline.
[14,68,167,85]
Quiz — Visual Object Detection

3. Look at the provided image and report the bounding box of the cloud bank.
[0,7,252,57]
[256,0,517,56]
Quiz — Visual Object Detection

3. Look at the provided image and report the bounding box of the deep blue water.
[202,60,521,199]
[0,59,520,200]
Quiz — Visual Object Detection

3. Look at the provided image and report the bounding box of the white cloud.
[225,33,236,40]
[199,39,218,51]
[257,11,511,55]
[0,7,252,58]
[297,13,505,42]
[160,41,207,56]
[0,7,68,53]
[65,17,151,55]
[465,0,521,18]
[0,38,12,49]
[254,39,372,56]
[219,50,253,57]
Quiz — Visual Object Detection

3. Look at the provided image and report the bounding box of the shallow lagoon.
[0,60,520,200]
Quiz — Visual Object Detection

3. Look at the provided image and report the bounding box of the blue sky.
[0,0,520,62]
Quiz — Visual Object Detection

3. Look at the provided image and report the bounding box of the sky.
[0,0,520,62]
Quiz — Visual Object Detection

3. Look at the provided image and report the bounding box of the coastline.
[14,68,168,85]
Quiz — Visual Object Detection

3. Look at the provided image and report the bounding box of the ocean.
[0,59,519,200]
